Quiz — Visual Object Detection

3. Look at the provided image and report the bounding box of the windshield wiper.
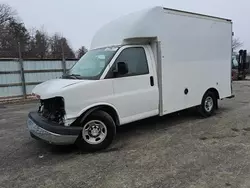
[62,74,81,79]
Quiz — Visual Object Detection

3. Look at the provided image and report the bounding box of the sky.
[3,0,250,51]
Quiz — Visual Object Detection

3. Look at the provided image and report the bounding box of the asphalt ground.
[1,81,250,188]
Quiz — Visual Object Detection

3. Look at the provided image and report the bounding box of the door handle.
[150,76,154,86]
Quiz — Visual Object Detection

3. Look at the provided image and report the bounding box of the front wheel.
[198,91,217,117]
[76,110,116,152]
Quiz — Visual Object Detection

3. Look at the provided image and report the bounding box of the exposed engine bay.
[38,97,65,125]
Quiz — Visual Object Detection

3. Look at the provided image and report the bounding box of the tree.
[232,38,243,51]
[49,33,63,59]
[28,29,49,58]
[9,19,30,57]
[61,37,75,59]
[48,34,75,59]
[0,4,16,25]
[0,3,18,57]
[0,3,81,59]
[76,46,88,59]
[0,4,30,58]
[0,19,30,58]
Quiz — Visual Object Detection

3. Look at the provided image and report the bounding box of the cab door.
[105,45,159,125]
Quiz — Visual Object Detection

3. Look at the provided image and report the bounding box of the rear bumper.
[27,112,81,145]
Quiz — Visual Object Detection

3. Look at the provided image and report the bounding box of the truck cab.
[28,44,159,150]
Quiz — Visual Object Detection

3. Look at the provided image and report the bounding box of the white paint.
[32,79,94,99]
[105,45,159,124]
[91,6,232,115]
[32,7,232,126]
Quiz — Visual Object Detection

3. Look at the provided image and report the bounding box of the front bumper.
[27,112,82,145]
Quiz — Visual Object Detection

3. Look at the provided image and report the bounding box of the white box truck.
[27,6,233,151]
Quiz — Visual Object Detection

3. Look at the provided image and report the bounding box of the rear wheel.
[198,91,217,117]
[76,110,116,151]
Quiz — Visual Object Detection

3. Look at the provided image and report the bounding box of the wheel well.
[97,105,120,126]
[202,88,220,110]
[206,88,220,99]
[76,105,120,126]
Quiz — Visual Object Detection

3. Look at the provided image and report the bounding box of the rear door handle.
[150,76,154,86]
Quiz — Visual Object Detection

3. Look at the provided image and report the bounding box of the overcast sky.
[3,0,250,51]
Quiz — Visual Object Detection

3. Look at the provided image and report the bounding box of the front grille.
[39,97,65,125]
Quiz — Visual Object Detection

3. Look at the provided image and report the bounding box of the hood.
[32,79,92,99]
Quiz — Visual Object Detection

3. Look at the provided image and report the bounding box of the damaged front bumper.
[27,112,81,145]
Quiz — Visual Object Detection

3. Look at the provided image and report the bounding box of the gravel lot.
[1,81,250,188]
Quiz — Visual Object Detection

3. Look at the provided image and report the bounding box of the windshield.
[68,47,119,79]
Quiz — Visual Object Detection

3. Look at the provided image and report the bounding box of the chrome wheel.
[204,96,213,112]
[82,120,107,145]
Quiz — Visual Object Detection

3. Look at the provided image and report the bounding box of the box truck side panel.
[159,10,232,115]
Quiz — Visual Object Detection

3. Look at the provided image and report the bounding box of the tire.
[198,91,217,117]
[76,110,116,152]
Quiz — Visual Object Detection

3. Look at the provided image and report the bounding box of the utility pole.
[61,39,66,74]
[18,42,27,99]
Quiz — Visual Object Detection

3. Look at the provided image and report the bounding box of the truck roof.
[90,6,231,49]
[164,8,231,22]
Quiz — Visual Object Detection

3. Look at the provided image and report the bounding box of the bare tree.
[0,4,16,25]
[0,3,81,59]
[232,38,243,51]
[76,46,88,59]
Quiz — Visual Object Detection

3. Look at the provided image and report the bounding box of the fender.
[76,103,120,126]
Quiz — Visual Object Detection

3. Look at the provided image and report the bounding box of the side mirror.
[116,62,128,75]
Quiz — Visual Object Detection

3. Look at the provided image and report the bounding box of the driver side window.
[106,47,149,78]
